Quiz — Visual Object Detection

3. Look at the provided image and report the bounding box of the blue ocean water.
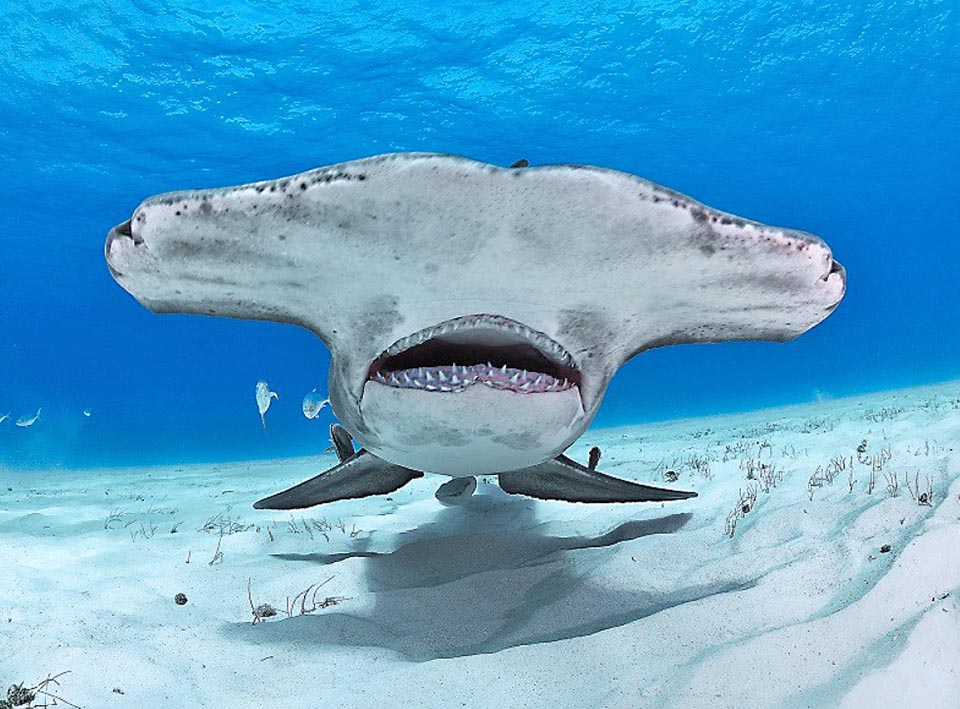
[0,1,957,468]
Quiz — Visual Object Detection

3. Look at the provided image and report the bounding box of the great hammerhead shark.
[105,153,845,509]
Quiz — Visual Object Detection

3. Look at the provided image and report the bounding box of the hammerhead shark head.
[105,153,845,509]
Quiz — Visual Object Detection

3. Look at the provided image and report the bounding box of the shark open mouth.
[368,314,580,394]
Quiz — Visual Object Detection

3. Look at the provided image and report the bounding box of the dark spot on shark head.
[353,296,403,343]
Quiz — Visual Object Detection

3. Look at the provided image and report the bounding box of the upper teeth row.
[379,315,575,368]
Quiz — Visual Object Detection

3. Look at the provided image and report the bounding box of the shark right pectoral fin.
[253,450,423,510]
[498,454,697,503]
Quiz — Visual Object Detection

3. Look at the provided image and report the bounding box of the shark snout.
[105,220,131,277]
[822,256,846,312]
[105,215,151,281]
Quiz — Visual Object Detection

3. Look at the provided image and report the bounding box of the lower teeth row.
[370,363,572,393]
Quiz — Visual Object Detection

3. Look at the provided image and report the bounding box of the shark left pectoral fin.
[253,450,423,510]
[498,454,697,503]
[329,423,356,462]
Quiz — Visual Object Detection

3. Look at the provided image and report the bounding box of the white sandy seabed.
[1,381,958,709]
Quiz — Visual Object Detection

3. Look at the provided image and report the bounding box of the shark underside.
[253,425,695,509]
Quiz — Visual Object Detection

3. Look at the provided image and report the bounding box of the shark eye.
[368,315,580,393]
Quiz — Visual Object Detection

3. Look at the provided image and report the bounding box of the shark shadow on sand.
[230,495,754,661]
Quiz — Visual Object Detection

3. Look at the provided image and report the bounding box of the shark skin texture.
[105,153,846,508]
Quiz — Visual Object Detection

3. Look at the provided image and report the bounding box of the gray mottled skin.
[105,152,846,483]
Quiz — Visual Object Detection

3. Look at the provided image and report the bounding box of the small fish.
[0,413,9,424]
[82,409,92,417]
[16,408,41,427]
[302,389,330,420]
[255,381,279,429]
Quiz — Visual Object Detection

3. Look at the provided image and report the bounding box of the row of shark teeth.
[370,364,574,393]
[378,314,576,369]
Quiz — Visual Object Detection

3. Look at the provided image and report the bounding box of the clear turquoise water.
[1,1,957,467]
